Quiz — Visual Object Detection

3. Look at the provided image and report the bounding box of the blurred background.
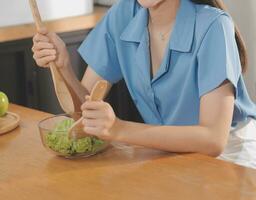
[0,0,255,121]
[224,0,256,102]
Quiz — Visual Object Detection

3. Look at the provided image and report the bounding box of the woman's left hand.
[81,96,117,140]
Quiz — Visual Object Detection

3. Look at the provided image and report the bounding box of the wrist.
[58,59,73,77]
[109,117,123,141]
[62,55,72,69]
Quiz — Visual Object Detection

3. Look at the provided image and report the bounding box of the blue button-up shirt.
[78,0,256,126]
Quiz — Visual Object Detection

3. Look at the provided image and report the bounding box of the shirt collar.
[120,7,148,43]
[120,0,196,53]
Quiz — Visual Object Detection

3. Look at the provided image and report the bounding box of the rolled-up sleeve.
[197,15,242,98]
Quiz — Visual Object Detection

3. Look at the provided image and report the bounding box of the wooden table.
[0,104,256,200]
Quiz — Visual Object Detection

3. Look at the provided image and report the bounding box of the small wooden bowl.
[0,112,20,135]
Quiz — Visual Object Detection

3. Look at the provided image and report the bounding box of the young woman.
[32,0,256,168]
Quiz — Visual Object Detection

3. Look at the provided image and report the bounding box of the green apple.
[0,92,9,117]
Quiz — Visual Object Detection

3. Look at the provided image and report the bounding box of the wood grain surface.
[0,111,20,135]
[0,6,108,43]
[0,104,256,200]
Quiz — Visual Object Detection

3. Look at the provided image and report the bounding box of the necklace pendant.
[159,33,165,41]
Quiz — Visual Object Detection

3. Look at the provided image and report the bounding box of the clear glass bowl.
[38,114,109,159]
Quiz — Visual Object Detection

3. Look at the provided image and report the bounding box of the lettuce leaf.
[45,119,106,156]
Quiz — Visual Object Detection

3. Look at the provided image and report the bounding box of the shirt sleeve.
[197,14,242,98]
[78,5,123,84]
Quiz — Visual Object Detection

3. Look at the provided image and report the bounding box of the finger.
[38,27,48,35]
[83,101,105,110]
[32,42,55,51]
[33,33,50,43]
[81,96,91,110]
[85,95,90,101]
[82,110,103,119]
[47,32,65,50]
[82,119,102,127]
[36,55,56,67]
[34,49,57,59]
[83,127,102,136]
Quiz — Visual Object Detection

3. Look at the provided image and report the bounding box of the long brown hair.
[191,0,248,73]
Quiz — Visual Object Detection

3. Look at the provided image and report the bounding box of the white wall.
[224,0,256,102]
[0,0,93,28]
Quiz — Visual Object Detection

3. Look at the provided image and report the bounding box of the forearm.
[81,78,233,157]
[112,119,227,156]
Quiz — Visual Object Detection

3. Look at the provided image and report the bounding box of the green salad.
[45,119,106,156]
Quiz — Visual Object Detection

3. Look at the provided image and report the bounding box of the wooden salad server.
[29,0,88,119]
[68,80,109,139]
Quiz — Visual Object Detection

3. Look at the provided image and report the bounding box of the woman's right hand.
[32,28,71,69]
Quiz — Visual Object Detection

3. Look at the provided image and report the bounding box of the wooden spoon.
[29,0,87,119]
[68,80,108,139]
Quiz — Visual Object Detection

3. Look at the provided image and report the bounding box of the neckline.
[147,25,172,81]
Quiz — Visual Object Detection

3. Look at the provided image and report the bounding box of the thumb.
[85,95,91,101]
[38,27,48,35]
